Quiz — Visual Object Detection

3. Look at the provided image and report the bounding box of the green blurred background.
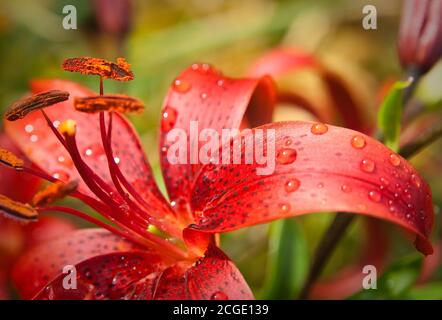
[0,0,441,299]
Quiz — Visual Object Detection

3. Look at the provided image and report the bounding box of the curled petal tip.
[5,90,69,121]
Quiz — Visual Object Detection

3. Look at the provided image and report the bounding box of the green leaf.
[377,78,413,151]
[258,218,309,299]
[406,282,442,300]
[350,253,423,300]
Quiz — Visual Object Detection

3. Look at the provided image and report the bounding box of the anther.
[32,180,79,206]
[0,148,24,170]
[62,57,134,81]
[74,95,144,114]
[0,194,38,222]
[5,90,69,121]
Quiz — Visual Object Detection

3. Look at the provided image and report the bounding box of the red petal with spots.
[248,48,371,132]
[12,228,139,299]
[159,64,276,213]
[34,251,171,300]
[154,245,253,300]
[4,79,177,233]
[190,121,434,255]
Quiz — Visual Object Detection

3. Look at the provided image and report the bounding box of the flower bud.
[398,0,442,73]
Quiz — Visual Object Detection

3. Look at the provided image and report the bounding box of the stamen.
[0,194,38,222]
[62,57,134,81]
[5,90,69,121]
[100,112,182,238]
[32,180,78,206]
[0,148,24,170]
[74,95,144,114]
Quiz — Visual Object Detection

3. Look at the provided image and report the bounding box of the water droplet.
[200,92,208,99]
[53,120,60,128]
[341,184,352,193]
[85,148,93,156]
[389,205,396,213]
[368,190,381,202]
[114,157,120,164]
[317,182,324,188]
[24,124,34,133]
[410,174,421,188]
[173,78,191,93]
[360,159,375,173]
[211,291,228,300]
[283,136,293,146]
[351,135,366,149]
[161,106,178,132]
[30,134,38,142]
[276,148,297,165]
[285,179,300,193]
[379,177,390,186]
[216,79,225,87]
[57,156,65,163]
[389,153,401,167]
[406,213,411,219]
[161,146,167,153]
[279,203,291,214]
[311,123,328,135]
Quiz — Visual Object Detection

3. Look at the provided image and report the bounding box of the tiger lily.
[0,57,434,300]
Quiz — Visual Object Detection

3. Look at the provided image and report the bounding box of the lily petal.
[154,245,253,300]
[33,251,170,300]
[190,121,434,255]
[159,65,276,212]
[12,229,139,299]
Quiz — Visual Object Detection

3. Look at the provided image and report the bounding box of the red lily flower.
[1,59,434,300]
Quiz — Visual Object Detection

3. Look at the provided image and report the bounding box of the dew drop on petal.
[341,184,352,193]
[379,177,390,186]
[276,148,297,165]
[351,135,366,149]
[216,79,225,87]
[368,190,381,202]
[410,174,421,188]
[161,106,178,132]
[200,92,208,99]
[285,179,300,193]
[311,123,328,135]
[283,136,293,146]
[173,78,191,93]
[360,159,375,173]
[30,134,38,142]
[389,153,401,167]
[85,148,93,156]
[211,291,228,300]
[317,182,324,188]
[279,203,291,214]
[24,124,34,133]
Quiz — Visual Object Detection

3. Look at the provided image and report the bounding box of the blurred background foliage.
[0,0,441,299]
